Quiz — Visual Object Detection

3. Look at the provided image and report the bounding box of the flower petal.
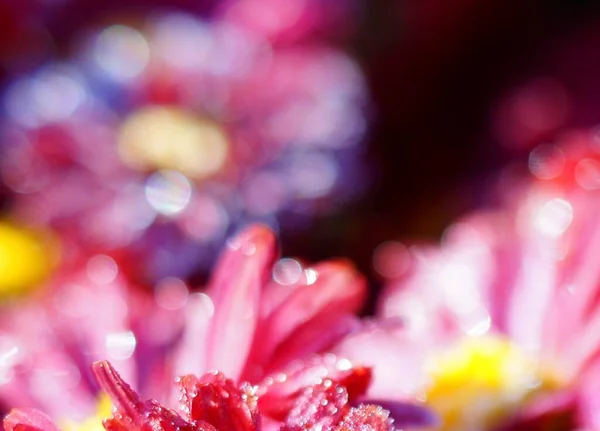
[258,355,371,421]
[246,260,366,374]
[92,360,142,422]
[334,405,393,431]
[205,225,278,380]
[282,380,348,431]
[263,313,361,376]
[3,408,60,431]
[331,320,429,400]
[177,372,258,431]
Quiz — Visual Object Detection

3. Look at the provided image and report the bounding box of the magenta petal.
[250,260,366,370]
[257,355,371,420]
[3,409,60,431]
[205,225,278,380]
[92,360,142,422]
[265,313,361,374]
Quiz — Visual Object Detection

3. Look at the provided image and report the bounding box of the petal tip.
[227,224,277,255]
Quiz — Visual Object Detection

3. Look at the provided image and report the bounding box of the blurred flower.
[0,224,431,429]
[0,11,369,283]
[376,129,600,430]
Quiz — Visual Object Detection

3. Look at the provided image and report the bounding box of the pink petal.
[205,225,278,380]
[246,260,366,374]
[3,408,60,431]
[331,320,429,400]
[334,405,393,431]
[282,380,348,431]
[171,293,215,377]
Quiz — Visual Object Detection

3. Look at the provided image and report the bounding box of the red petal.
[335,405,393,431]
[92,361,202,431]
[92,360,143,423]
[178,372,259,431]
[3,409,60,431]
[258,355,371,420]
[282,380,349,431]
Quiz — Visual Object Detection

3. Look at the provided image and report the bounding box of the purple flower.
[1,11,369,282]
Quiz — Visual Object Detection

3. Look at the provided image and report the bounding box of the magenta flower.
[0,224,432,430]
[4,360,398,431]
[376,130,600,430]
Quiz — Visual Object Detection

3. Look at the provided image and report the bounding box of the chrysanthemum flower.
[1,11,369,282]
[376,129,600,431]
[0,224,432,430]
[3,359,400,431]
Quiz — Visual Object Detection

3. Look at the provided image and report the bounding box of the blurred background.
[3,0,600,301]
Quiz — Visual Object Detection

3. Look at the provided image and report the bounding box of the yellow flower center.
[61,395,113,431]
[424,336,562,431]
[117,106,230,179]
[0,221,60,297]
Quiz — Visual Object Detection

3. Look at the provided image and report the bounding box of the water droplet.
[273,258,303,285]
[105,331,137,360]
[145,170,193,216]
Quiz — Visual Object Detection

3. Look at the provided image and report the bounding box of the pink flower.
[0,224,433,430]
[377,130,600,430]
[4,360,398,431]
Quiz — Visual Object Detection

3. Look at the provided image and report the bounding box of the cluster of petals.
[4,360,394,431]
[378,129,600,429]
[0,224,433,430]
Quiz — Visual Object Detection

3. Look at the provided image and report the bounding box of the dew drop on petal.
[273,258,303,285]
[105,331,137,360]
[305,268,318,285]
[336,358,352,371]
